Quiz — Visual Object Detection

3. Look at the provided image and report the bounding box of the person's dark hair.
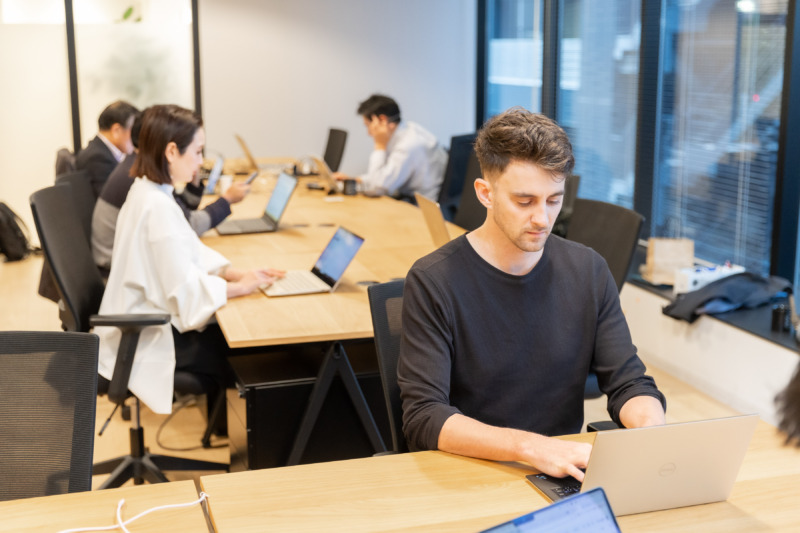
[357,94,401,123]
[131,105,203,185]
[777,362,800,446]
[130,113,143,149]
[474,107,574,180]
[98,100,140,131]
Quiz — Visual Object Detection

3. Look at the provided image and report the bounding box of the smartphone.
[244,171,258,185]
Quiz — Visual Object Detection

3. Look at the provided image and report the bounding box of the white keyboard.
[264,270,330,296]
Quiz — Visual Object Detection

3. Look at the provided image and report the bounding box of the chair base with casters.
[93,398,227,489]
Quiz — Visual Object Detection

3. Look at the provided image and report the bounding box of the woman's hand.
[225,268,285,298]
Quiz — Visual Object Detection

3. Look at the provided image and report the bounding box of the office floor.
[2,254,739,490]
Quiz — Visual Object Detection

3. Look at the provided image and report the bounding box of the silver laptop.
[481,487,621,533]
[215,172,298,235]
[308,155,343,194]
[234,134,286,173]
[203,157,225,194]
[526,414,758,516]
[263,226,364,297]
[414,192,452,248]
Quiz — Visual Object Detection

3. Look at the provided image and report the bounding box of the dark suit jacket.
[76,135,118,198]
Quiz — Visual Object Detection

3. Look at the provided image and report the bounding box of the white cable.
[56,492,209,533]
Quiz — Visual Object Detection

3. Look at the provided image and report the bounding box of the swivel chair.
[367,280,408,454]
[0,331,98,501]
[30,184,228,489]
[452,152,486,232]
[437,133,477,222]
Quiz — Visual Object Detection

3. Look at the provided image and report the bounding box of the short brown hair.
[777,362,800,446]
[131,105,203,185]
[474,107,574,180]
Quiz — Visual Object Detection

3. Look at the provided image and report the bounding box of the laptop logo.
[659,462,677,477]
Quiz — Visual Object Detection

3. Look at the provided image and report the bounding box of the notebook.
[215,172,298,235]
[526,414,758,516]
[263,226,364,297]
[414,192,452,248]
[480,488,621,533]
[203,156,225,194]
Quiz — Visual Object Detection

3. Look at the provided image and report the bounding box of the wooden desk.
[200,422,800,532]
[204,177,464,464]
[0,480,209,533]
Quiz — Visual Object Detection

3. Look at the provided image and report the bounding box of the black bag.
[0,201,32,262]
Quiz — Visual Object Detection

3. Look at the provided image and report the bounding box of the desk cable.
[56,491,209,533]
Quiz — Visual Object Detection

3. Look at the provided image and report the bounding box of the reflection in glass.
[557,0,640,208]
[653,0,785,274]
[485,0,544,117]
[73,0,194,147]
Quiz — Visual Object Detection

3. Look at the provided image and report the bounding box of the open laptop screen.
[311,227,364,287]
[264,172,297,221]
[480,488,620,533]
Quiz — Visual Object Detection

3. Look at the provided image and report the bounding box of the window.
[557,0,640,208]
[652,0,786,274]
[484,0,544,116]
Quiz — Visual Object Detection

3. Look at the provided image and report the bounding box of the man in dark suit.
[76,100,140,198]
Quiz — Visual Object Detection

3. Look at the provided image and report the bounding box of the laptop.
[215,172,298,235]
[308,155,343,194]
[526,414,758,516]
[203,157,225,194]
[480,488,621,533]
[234,134,286,174]
[263,226,364,297]
[414,192,452,248]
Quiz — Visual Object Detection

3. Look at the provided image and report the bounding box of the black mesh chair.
[566,198,644,412]
[323,128,348,172]
[30,184,228,489]
[551,174,581,238]
[437,133,477,222]
[0,331,98,502]
[452,151,486,232]
[367,279,408,454]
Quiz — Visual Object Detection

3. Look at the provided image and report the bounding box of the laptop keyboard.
[266,270,329,296]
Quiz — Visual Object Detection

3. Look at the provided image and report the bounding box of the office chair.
[367,280,408,454]
[565,198,644,412]
[452,152,486,231]
[55,147,76,175]
[0,331,98,502]
[323,128,348,173]
[37,169,94,304]
[551,174,581,238]
[30,184,228,489]
[437,133,477,222]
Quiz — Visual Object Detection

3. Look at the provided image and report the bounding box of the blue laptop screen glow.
[312,227,364,285]
[481,488,621,533]
[264,172,296,221]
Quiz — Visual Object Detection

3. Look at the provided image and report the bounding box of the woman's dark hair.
[131,105,203,185]
[474,107,574,180]
[777,362,800,446]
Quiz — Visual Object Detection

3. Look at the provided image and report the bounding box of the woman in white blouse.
[95,104,283,415]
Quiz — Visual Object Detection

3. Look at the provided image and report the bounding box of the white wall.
[198,0,477,175]
[621,284,799,426]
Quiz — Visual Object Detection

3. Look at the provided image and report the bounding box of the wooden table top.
[199,422,800,532]
[204,173,464,348]
[0,480,209,533]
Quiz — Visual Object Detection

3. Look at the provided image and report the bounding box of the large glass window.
[485,0,544,116]
[652,0,786,274]
[557,0,640,208]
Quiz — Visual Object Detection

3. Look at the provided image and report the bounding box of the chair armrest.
[89,313,170,404]
[89,314,170,328]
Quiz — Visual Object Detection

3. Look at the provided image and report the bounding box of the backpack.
[0,201,33,262]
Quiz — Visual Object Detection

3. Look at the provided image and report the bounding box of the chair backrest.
[565,198,643,292]
[30,184,105,332]
[452,151,486,232]
[0,331,98,501]
[55,169,96,245]
[367,279,408,453]
[323,128,348,173]
[437,133,477,222]
[55,147,76,176]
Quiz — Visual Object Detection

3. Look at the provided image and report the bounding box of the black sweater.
[398,234,665,451]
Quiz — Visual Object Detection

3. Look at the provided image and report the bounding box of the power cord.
[155,394,227,451]
[56,492,209,533]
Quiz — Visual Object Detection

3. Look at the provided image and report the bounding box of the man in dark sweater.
[76,100,140,198]
[398,108,666,482]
